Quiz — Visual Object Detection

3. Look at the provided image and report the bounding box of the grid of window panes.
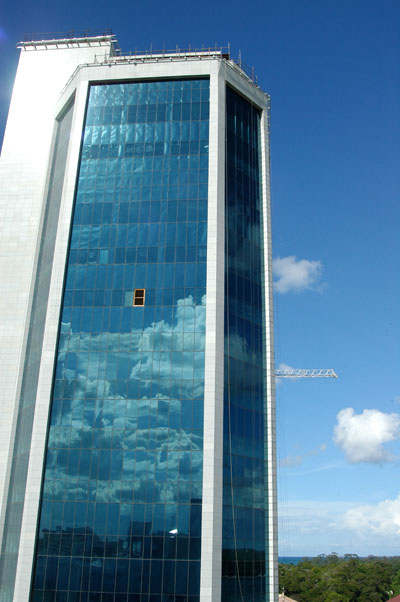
[31,78,209,602]
[222,86,266,602]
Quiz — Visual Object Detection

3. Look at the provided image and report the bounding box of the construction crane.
[275,368,337,379]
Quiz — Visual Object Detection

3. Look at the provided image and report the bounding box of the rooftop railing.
[22,28,115,42]
[96,44,260,86]
[19,33,259,86]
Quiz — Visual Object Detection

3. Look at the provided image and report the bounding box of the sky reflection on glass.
[32,78,209,602]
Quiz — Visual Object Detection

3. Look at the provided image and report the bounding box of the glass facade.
[222,86,266,602]
[31,78,209,602]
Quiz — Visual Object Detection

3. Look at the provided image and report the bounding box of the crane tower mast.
[275,368,337,379]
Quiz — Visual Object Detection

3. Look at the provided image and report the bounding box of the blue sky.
[1,0,399,557]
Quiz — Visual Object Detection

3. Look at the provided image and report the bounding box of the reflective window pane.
[32,78,209,600]
[222,86,267,602]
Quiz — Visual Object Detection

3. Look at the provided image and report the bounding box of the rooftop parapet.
[18,28,117,51]
[93,44,262,89]
[17,32,265,95]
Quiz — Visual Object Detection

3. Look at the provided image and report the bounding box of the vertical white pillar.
[260,102,278,602]
[11,79,91,602]
[0,40,113,546]
[200,62,226,602]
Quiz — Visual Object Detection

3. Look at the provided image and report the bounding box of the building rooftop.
[18,31,261,88]
[18,29,117,50]
[279,595,300,602]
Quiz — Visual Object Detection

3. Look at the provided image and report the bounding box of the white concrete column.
[0,40,113,544]
[12,79,90,602]
[200,61,226,602]
[260,102,278,602]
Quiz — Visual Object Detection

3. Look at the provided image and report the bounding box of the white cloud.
[333,407,400,463]
[273,255,323,294]
[280,444,327,468]
[343,494,400,536]
[277,362,294,372]
[278,499,356,556]
[278,497,400,556]
[280,454,303,468]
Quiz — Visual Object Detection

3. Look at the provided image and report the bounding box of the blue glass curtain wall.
[31,78,209,602]
[222,86,266,602]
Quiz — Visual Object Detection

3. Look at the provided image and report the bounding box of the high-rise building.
[0,32,277,602]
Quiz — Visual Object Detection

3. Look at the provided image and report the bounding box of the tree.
[325,593,346,602]
[279,555,400,602]
[391,569,400,596]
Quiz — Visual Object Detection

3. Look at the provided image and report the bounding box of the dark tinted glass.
[222,86,266,602]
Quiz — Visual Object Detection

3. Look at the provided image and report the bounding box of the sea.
[279,557,304,565]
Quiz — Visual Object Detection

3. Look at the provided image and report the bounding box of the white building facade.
[0,33,277,602]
